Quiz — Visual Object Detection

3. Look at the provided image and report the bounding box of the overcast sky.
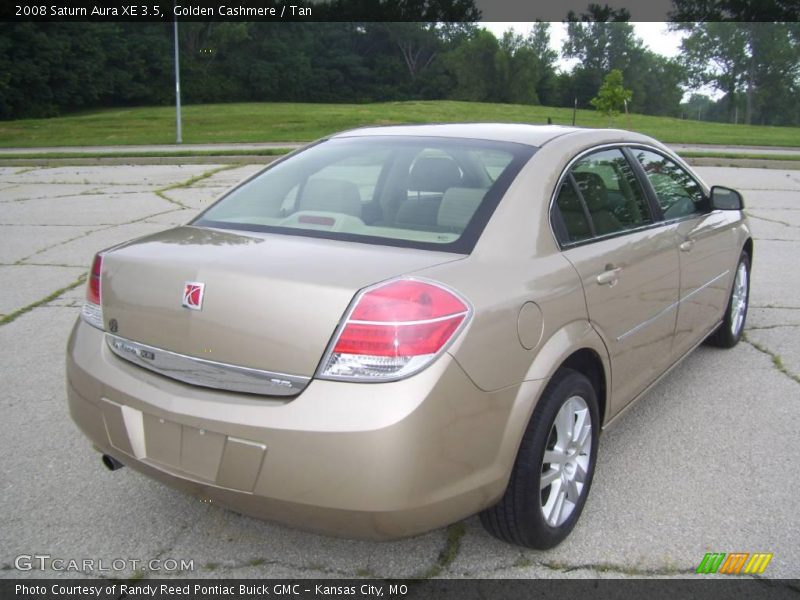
[481,22,685,72]
[480,22,716,100]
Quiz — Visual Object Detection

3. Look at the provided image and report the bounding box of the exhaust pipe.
[102,454,125,471]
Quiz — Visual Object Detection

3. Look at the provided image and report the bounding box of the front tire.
[708,250,750,348]
[480,368,599,549]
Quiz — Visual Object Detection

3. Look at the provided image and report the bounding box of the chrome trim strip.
[106,334,310,397]
[681,270,730,303]
[349,311,469,327]
[616,270,730,342]
[616,301,678,343]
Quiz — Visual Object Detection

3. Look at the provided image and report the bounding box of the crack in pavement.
[414,523,466,579]
[0,275,86,327]
[0,188,107,204]
[742,333,800,386]
[747,206,800,211]
[152,524,464,580]
[1,171,208,262]
[0,179,178,186]
[752,305,800,310]
[155,190,186,208]
[534,560,697,577]
[13,207,183,265]
[193,557,359,578]
[38,303,83,309]
[737,186,800,193]
[747,213,798,228]
[1,219,184,227]
[440,550,697,578]
[154,165,238,209]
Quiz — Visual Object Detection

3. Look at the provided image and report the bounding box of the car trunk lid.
[100,227,464,391]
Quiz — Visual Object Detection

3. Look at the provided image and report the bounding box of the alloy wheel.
[539,395,592,528]
[730,261,748,337]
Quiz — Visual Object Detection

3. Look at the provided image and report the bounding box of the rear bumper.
[66,318,545,539]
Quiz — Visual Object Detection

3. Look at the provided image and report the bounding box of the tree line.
[0,5,798,126]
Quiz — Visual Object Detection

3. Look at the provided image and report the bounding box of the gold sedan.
[66,124,752,548]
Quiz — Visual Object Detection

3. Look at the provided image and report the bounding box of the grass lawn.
[1,101,799,148]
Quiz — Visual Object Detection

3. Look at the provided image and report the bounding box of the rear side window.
[630,149,706,220]
[554,148,653,245]
[195,136,534,254]
[572,149,653,235]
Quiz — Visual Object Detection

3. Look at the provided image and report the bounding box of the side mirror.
[709,186,744,210]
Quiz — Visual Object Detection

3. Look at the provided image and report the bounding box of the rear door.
[553,148,680,416]
[628,148,737,360]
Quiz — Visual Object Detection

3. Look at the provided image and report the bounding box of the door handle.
[679,239,694,252]
[596,266,622,286]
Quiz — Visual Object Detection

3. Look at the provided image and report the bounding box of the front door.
[554,148,680,417]
[628,148,737,359]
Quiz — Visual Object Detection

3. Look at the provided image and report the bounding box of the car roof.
[330,123,653,148]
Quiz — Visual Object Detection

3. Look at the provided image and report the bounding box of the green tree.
[445,29,502,102]
[671,1,800,125]
[562,4,643,108]
[0,22,173,119]
[494,30,541,104]
[627,50,685,117]
[528,22,559,106]
[590,69,632,123]
[748,23,800,125]
[671,22,749,122]
[670,0,799,22]
[563,4,636,74]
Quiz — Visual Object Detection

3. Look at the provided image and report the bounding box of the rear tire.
[708,250,750,348]
[480,368,599,549]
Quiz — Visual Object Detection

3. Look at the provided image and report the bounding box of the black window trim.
[621,146,666,222]
[623,144,712,225]
[568,172,598,239]
[552,174,598,245]
[549,142,712,250]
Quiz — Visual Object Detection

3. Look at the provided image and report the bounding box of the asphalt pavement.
[0,163,798,579]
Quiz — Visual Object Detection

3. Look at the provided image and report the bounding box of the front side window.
[554,148,653,244]
[631,149,706,220]
[195,136,534,254]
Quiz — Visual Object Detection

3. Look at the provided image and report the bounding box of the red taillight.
[320,279,470,380]
[333,319,465,357]
[87,253,102,305]
[347,279,468,323]
[81,253,104,329]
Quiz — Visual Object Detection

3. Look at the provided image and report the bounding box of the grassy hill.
[1,101,799,148]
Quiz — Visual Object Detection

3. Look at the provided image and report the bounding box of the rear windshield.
[194,136,535,253]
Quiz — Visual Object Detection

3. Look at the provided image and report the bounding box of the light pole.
[173,5,182,144]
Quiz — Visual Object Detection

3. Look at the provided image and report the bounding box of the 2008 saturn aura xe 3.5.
[66,124,751,548]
